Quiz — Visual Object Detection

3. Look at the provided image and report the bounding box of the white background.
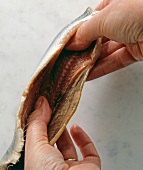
[0,0,143,170]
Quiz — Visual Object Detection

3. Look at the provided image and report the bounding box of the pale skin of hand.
[66,0,143,80]
[24,96,101,170]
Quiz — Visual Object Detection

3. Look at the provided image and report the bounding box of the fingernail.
[34,96,43,110]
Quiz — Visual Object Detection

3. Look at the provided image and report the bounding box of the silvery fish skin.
[0,7,101,170]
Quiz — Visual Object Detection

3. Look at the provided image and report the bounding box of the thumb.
[66,7,109,51]
[25,96,51,147]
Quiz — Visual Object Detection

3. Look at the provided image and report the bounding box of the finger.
[95,0,111,10]
[87,47,137,80]
[66,5,111,51]
[100,41,125,59]
[26,96,51,147]
[25,97,68,170]
[126,42,143,61]
[70,125,100,159]
[56,128,78,160]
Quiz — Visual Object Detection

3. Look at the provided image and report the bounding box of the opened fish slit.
[27,42,95,144]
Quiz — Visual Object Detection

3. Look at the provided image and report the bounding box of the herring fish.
[0,7,101,169]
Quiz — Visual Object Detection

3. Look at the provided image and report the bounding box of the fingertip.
[66,37,90,51]
[86,67,101,81]
[70,124,78,132]
[70,125,100,160]
[70,124,83,136]
[28,96,51,125]
[34,96,50,110]
[34,96,44,110]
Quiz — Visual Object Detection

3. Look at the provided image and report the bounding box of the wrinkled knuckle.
[125,19,143,43]
[120,21,133,42]
[135,26,143,42]
[131,15,143,42]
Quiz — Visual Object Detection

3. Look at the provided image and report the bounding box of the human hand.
[25,96,101,170]
[67,0,143,80]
